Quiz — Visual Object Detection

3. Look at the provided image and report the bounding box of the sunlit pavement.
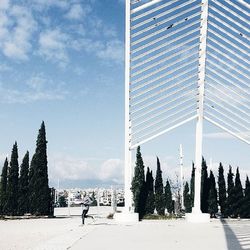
[70,219,250,250]
[0,217,250,250]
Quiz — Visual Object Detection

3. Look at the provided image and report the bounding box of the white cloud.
[31,0,69,11]
[0,0,9,10]
[204,131,250,140]
[0,88,67,104]
[0,0,123,66]
[0,73,68,104]
[97,40,124,63]
[0,4,37,60]
[98,159,123,182]
[26,73,47,90]
[65,4,91,20]
[38,29,70,66]
[48,153,124,184]
[71,38,124,64]
[0,63,11,72]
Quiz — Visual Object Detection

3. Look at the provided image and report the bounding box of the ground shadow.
[221,220,250,250]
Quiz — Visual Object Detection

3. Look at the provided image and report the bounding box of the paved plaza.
[0,214,250,250]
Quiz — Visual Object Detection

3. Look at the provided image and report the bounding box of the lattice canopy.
[127,0,250,149]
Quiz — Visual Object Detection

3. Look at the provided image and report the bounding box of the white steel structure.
[179,144,184,209]
[119,0,249,222]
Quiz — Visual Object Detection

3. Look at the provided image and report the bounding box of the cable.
[132,52,197,85]
[132,29,200,60]
[206,73,249,98]
[131,69,196,99]
[133,97,195,128]
[132,110,196,142]
[205,116,250,145]
[131,88,196,114]
[132,0,197,30]
[131,12,200,46]
[132,5,200,38]
[207,43,250,72]
[205,81,250,115]
[205,97,250,125]
[207,60,250,89]
[207,36,250,65]
[226,0,249,19]
[132,91,196,121]
[132,23,200,54]
[132,0,182,21]
[207,52,250,81]
[131,59,197,92]
[212,0,249,27]
[209,24,250,55]
[132,44,198,77]
[131,37,199,69]
[133,103,196,135]
[132,81,195,107]
[209,13,249,40]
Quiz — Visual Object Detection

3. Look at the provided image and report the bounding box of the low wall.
[54,206,124,217]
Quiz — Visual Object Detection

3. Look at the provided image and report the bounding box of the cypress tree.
[241,176,250,218]
[5,142,19,215]
[0,158,8,215]
[145,168,155,215]
[131,146,145,219]
[208,170,218,217]
[29,122,50,215]
[155,157,165,215]
[165,180,173,214]
[218,163,227,217]
[233,167,244,218]
[201,157,210,213]
[226,166,234,217]
[18,151,29,215]
[183,182,192,213]
[190,162,195,207]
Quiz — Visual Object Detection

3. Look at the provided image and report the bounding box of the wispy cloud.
[97,40,124,63]
[31,0,69,11]
[0,73,68,104]
[65,3,91,20]
[0,0,9,10]
[49,153,124,184]
[204,131,250,140]
[38,29,70,67]
[0,63,11,72]
[0,0,123,66]
[0,4,37,60]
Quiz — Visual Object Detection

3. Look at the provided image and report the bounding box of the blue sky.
[0,0,249,188]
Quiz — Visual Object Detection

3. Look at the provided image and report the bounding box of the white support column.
[114,0,138,223]
[124,0,133,214]
[186,0,210,223]
[180,144,184,209]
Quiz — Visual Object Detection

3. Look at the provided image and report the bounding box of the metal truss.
[127,0,250,149]
[124,0,250,214]
[205,0,250,144]
[128,0,202,148]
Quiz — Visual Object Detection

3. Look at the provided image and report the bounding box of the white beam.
[205,116,250,145]
[131,0,163,14]
[131,115,197,149]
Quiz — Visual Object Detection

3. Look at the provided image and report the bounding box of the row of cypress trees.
[132,147,250,219]
[0,122,52,216]
[131,147,174,219]
[183,159,250,218]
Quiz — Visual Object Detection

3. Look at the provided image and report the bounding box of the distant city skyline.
[0,0,249,188]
